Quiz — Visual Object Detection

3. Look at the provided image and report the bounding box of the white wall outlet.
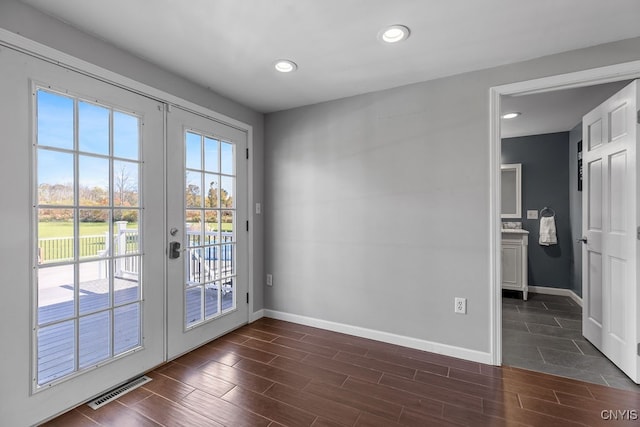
[454,297,467,314]
[266,273,273,286]
[527,210,538,219]
[256,202,262,215]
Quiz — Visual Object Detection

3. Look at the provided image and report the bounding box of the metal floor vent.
[87,375,152,410]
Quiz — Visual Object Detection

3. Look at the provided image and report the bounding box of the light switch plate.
[527,210,538,219]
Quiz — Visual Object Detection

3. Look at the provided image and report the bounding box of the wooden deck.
[38,281,233,386]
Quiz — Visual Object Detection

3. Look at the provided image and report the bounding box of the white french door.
[166,106,248,359]
[582,80,639,383]
[0,47,165,425]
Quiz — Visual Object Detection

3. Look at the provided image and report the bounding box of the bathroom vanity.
[501,229,529,300]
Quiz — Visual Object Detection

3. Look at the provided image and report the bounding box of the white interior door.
[582,80,639,383]
[166,106,248,359]
[0,47,165,425]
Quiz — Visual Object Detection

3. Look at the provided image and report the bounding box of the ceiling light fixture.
[502,112,521,119]
[274,59,298,73]
[378,25,410,43]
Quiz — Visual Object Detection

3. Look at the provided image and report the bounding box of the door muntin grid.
[184,131,236,328]
[34,88,143,388]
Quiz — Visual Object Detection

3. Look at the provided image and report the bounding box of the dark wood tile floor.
[502,292,640,392]
[42,317,640,426]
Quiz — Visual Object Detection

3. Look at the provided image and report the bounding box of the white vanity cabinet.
[501,229,529,300]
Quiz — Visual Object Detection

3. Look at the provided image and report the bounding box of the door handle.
[169,241,181,259]
[577,237,587,244]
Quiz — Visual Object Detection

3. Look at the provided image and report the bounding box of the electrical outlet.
[266,273,273,286]
[455,297,467,314]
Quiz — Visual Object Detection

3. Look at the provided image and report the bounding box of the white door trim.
[0,27,257,328]
[489,60,640,365]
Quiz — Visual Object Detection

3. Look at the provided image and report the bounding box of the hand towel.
[539,216,557,246]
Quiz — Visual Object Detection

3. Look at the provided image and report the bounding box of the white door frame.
[489,60,640,365]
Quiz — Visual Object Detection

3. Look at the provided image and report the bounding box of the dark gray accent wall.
[502,132,571,289]
[568,123,583,297]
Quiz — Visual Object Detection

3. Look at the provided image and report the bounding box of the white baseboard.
[263,309,492,365]
[249,309,265,323]
[527,286,583,307]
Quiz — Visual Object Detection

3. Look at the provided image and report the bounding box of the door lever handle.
[577,237,588,244]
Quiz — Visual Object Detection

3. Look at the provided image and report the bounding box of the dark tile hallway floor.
[502,291,640,392]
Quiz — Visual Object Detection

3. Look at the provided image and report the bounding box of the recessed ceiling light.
[502,112,521,119]
[378,25,410,43]
[274,59,298,73]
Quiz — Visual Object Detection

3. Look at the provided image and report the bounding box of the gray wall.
[265,37,640,353]
[568,123,583,297]
[0,0,265,312]
[501,133,571,289]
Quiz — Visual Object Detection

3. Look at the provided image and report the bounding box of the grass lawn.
[38,221,233,238]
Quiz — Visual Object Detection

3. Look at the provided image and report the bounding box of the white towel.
[539,216,557,246]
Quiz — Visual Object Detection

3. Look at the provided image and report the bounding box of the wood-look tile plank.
[301,334,368,356]
[586,382,640,407]
[40,409,100,427]
[174,344,243,368]
[353,412,403,427]
[342,377,444,418]
[334,351,416,379]
[311,417,348,427]
[400,407,464,427]
[76,401,161,427]
[248,322,307,340]
[206,340,278,364]
[273,336,339,358]
[155,362,236,397]
[199,359,274,393]
[500,367,594,398]
[215,332,250,344]
[414,370,520,405]
[141,371,196,402]
[440,404,516,427]
[222,385,317,426]
[114,386,154,407]
[265,382,360,426]
[365,348,449,376]
[301,353,383,383]
[519,395,626,426]
[482,398,585,427]
[234,357,312,389]
[395,347,481,374]
[130,393,224,427]
[379,373,483,412]
[240,337,309,360]
[179,389,271,427]
[304,381,403,421]
[269,355,348,386]
[232,327,279,342]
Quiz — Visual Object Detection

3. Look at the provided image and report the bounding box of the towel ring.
[540,206,555,217]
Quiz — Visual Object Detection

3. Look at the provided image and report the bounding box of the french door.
[582,80,639,383]
[0,45,249,425]
[166,106,248,359]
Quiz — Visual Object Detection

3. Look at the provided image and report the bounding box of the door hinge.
[637,227,640,240]
[637,109,640,124]
[638,342,640,356]
[246,220,249,231]
[246,148,249,159]
[246,292,249,304]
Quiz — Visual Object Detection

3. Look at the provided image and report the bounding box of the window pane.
[37,320,75,385]
[220,242,235,279]
[221,141,234,175]
[115,257,140,305]
[186,171,202,208]
[220,176,235,208]
[221,210,234,235]
[79,155,109,206]
[79,260,110,314]
[186,210,202,247]
[114,111,139,160]
[79,311,111,369]
[204,137,219,172]
[186,286,203,328]
[185,132,201,170]
[114,303,140,354]
[37,90,74,150]
[38,209,74,264]
[113,218,140,258]
[38,264,75,324]
[204,173,219,208]
[114,160,139,207]
[205,282,219,318]
[204,211,219,244]
[38,149,74,205]
[79,101,109,155]
[79,209,109,259]
[187,248,204,285]
[221,277,234,312]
